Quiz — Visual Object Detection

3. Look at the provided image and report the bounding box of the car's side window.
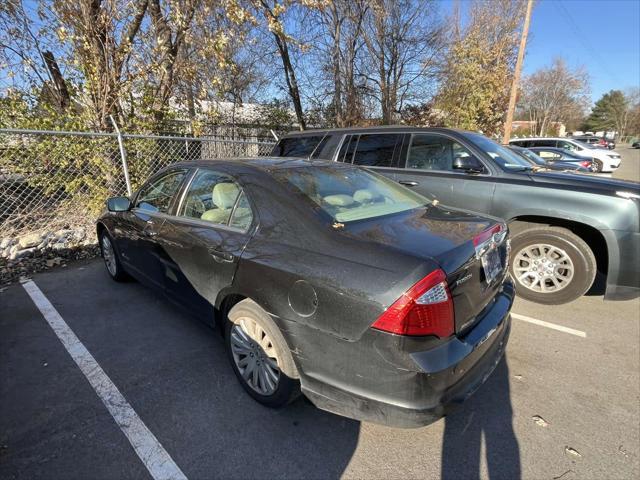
[533,140,558,148]
[228,191,253,230]
[351,134,402,167]
[406,134,475,171]
[179,169,252,229]
[135,170,187,214]
[558,141,581,152]
[271,136,328,158]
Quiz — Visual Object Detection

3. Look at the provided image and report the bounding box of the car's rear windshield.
[272,165,428,223]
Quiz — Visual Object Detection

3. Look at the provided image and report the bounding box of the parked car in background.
[97,159,514,428]
[509,137,621,172]
[632,140,640,149]
[272,127,640,305]
[572,135,603,147]
[508,145,592,172]
[571,135,616,150]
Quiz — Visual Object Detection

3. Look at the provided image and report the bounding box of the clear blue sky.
[443,0,640,103]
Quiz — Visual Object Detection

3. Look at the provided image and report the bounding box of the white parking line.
[21,280,188,480]
[512,312,587,338]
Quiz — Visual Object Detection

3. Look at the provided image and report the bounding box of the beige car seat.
[201,182,239,224]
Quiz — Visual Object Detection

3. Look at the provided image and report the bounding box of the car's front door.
[120,168,188,288]
[159,168,256,318]
[394,133,496,214]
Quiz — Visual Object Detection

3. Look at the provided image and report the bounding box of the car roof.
[510,137,572,141]
[162,156,344,172]
[280,125,471,138]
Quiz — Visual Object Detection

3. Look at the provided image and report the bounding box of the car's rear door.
[394,132,496,214]
[120,168,188,288]
[158,167,256,318]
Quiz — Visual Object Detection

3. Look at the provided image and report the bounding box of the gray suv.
[271,127,640,305]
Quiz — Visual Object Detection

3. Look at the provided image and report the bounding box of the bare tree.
[311,0,368,126]
[360,0,444,124]
[519,58,590,136]
[50,0,150,129]
[0,1,72,111]
[253,0,308,130]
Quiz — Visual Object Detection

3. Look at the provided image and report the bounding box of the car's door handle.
[399,180,419,187]
[208,248,234,263]
[143,229,158,237]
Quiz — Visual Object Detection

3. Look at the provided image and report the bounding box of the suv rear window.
[271,136,327,158]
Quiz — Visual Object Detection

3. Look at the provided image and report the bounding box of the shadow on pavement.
[441,358,521,480]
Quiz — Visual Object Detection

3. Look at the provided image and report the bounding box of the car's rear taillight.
[371,269,454,337]
[580,160,591,168]
[473,223,503,248]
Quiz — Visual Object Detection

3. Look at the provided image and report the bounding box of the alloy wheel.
[513,243,574,293]
[230,317,281,396]
[101,235,117,276]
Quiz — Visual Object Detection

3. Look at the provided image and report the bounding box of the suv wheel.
[225,299,300,407]
[509,226,596,305]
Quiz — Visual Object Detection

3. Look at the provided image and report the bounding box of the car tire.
[592,159,603,173]
[509,226,596,305]
[99,230,129,282]
[225,299,301,408]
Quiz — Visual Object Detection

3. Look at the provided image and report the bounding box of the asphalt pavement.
[1,145,639,480]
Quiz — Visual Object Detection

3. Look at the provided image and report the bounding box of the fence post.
[109,116,133,197]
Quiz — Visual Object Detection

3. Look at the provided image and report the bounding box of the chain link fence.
[0,128,275,283]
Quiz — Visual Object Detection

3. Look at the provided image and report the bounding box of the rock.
[0,238,13,249]
[18,233,43,249]
[14,247,36,260]
[52,242,68,251]
[532,415,549,427]
[54,229,73,238]
[8,246,19,260]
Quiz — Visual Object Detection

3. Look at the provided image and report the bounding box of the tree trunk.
[273,33,306,130]
[42,51,71,111]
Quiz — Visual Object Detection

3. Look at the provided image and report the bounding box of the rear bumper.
[300,280,515,428]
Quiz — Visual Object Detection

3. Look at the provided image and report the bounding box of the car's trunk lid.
[343,205,509,335]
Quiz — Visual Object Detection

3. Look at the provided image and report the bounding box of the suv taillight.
[371,269,454,337]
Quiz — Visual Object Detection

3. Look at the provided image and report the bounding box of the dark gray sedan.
[97,159,513,428]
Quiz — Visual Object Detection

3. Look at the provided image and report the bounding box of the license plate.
[481,247,502,284]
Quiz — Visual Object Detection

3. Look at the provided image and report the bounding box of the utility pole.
[502,0,533,144]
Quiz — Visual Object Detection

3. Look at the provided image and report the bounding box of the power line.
[553,0,623,86]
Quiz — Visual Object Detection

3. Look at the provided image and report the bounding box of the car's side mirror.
[107,196,132,212]
[452,156,484,174]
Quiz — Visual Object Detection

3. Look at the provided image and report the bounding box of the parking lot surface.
[1,146,639,480]
[1,253,639,480]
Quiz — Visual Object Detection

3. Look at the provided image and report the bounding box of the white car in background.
[509,137,622,173]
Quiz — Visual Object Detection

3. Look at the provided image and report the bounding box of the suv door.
[159,168,256,318]
[395,133,496,214]
[121,168,188,287]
